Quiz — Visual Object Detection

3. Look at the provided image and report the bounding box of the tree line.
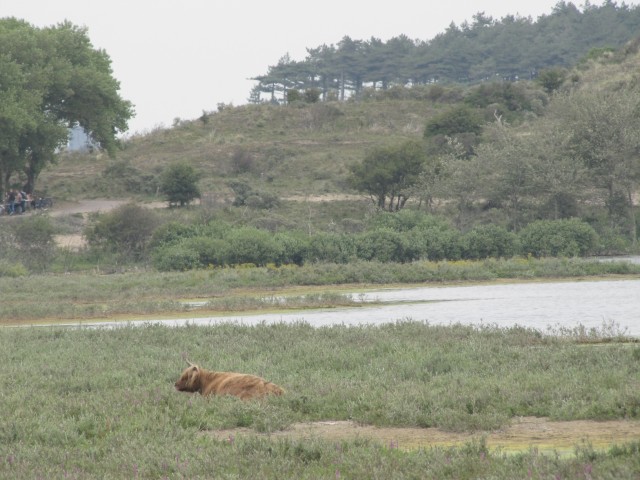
[250,1,640,103]
[79,205,599,272]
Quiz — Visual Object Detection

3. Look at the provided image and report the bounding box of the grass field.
[1,321,639,478]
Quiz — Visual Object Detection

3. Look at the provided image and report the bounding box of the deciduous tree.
[549,88,640,245]
[0,18,133,194]
[349,140,426,211]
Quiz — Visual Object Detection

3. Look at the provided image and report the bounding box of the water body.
[69,278,640,336]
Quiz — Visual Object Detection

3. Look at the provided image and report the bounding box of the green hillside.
[40,93,446,199]
[38,33,640,209]
[17,34,639,275]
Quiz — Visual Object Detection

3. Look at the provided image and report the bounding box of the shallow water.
[71,277,640,336]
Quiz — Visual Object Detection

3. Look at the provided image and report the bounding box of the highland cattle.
[174,361,284,400]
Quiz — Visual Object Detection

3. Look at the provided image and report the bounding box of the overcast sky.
[2,1,631,134]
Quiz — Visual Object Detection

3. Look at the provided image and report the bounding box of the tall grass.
[0,322,638,478]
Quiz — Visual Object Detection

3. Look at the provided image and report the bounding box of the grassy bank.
[0,322,639,478]
[1,257,639,323]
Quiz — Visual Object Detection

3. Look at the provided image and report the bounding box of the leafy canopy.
[349,140,426,211]
[0,18,133,193]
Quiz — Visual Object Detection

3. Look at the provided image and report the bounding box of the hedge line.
[149,217,599,271]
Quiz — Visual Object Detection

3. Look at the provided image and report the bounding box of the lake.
[69,277,640,336]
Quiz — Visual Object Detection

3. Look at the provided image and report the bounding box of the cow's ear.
[187,360,199,370]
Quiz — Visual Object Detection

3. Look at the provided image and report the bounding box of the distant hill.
[39,26,640,212]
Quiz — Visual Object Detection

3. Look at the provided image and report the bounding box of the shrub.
[229,180,253,206]
[366,210,451,232]
[424,104,483,138]
[355,229,417,263]
[230,148,255,174]
[409,227,463,261]
[0,260,28,277]
[307,233,357,264]
[148,221,199,249]
[152,243,201,271]
[229,181,280,209]
[245,192,280,210]
[274,232,309,266]
[159,162,201,206]
[85,203,159,261]
[462,225,519,259]
[223,227,282,266]
[100,160,157,195]
[13,216,57,271]
[199,220,233,239]
[286,89,301,104]
[518,219,599,257]
[181,236,227,267]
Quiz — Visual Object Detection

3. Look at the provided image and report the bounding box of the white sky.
[1,1,632,134]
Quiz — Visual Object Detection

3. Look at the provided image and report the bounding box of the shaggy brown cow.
[174,361,284,400]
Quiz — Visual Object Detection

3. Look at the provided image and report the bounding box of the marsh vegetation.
[1,256,639,323]
[1,322,639,479]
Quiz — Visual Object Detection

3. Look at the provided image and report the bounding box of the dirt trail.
[50,199,126,216]
[50,199,168,217]
[205,417,640,455]
[49,199,164,250]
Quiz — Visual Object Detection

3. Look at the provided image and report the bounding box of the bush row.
[150,217,599,271]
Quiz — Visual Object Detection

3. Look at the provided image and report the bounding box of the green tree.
[431,138,483,229]
[549,89,640,245]
[349,140,426,211]
[477,128,536,231]
[408,154,444,212]
[252,3,640,97]
[0,47,39,192]
[0,18,133,194]
[524,112,586,220]
[159,162,201,207]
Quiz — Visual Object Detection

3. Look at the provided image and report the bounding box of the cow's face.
[175,364,201,392]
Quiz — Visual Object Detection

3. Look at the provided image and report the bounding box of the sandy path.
[205,417,640,454]
[50,199,168,216]
[49,199,166,250]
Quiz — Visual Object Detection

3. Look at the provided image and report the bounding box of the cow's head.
[175,361,202,392]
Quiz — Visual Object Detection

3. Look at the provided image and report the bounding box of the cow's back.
[201,371,284,399]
